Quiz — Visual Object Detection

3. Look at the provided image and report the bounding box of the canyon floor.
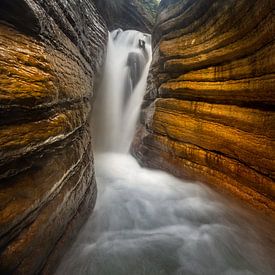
[56,153,275,275]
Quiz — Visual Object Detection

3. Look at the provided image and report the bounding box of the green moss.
[140,0,159,17]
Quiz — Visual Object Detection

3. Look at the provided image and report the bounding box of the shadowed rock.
[94,0,158,32]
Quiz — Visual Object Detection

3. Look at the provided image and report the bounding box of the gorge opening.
[55,30,275,275]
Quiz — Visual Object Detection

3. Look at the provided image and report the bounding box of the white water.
[56,30,275,275]
[94,29,152,153]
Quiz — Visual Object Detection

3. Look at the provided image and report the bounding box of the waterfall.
[94,29,152,153]
[56,30,275,275]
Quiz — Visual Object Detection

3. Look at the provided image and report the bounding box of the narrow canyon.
[0,0,274,274]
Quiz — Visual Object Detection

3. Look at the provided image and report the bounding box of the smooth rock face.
[94,0,158,32]
[132,0,275,213]
[0,0,107,274]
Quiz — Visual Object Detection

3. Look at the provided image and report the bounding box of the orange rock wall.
[132,0,275,213]
[0,0,107,274]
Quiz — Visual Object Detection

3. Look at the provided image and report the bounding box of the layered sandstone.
[133,0,275,213]
[0,0,107,274]
[94,0,158,32]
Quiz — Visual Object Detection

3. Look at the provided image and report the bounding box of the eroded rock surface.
[0,0,107,274]
[132,0,275,213]
[94,0,158,32]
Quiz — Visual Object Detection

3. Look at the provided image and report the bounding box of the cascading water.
[56,30,275,275]
[94,29,152,153]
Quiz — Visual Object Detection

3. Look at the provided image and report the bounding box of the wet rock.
[132,0,275,214]
[127,52,146,88]
[0,0,108,274]
[139,39,146,49]
[123,51,147,105]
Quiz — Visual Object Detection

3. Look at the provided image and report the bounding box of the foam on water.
[56,153,274,275]
[56,30,275,275]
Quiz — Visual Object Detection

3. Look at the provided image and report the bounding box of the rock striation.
[94,0,158,32]
[132,0,275,213]
[0,0,107,274]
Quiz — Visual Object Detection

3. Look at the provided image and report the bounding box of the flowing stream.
[56,30,275,275]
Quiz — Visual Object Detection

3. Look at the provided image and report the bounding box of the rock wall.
[94,0,158,32]
[133,0,275,213]
[0,0,107,274]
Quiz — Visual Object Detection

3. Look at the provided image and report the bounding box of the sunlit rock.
[132,0,275,213]
[0,0,108,273]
